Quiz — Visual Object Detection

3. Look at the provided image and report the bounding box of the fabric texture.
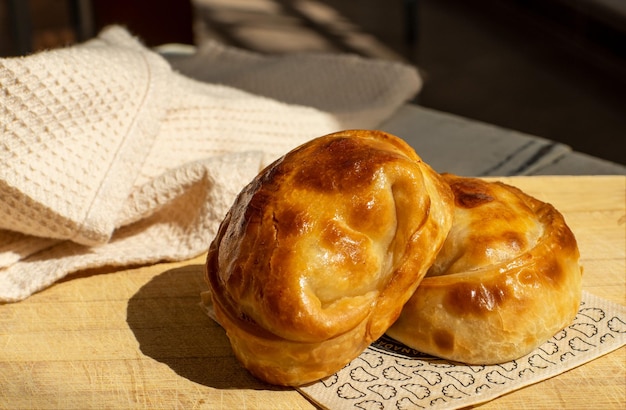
[0,26,421,302]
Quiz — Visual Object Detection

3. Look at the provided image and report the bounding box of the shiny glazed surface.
[205,130,454,385]
[387,174,583,364]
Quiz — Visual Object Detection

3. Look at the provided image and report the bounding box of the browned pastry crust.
[386,174,583,364]
[205,130,454,386]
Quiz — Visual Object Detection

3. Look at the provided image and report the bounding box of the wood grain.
[1,176,624,409]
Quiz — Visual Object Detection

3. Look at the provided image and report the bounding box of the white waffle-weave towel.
[0,26,421,302]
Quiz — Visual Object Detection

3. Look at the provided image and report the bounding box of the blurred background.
[2,0,625,165]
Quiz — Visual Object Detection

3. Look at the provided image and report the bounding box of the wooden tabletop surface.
[1,175,624,409]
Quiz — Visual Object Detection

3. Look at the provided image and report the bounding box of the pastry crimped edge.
[386,174,583,364]
[204,130,454,386]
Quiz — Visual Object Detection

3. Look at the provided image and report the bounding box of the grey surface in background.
[382,105,626,177]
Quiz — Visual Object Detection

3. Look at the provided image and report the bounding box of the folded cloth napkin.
[0,26,421,302]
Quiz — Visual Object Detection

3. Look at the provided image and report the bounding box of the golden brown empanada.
[386,174,583,364]
[204,130,454,385]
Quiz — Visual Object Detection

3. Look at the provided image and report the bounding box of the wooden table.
[1,176,624,409]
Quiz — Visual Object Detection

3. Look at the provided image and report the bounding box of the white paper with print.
[298,291,626,409]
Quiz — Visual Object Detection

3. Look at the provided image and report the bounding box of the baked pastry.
[204,130,454,385]
[386,174,583,364]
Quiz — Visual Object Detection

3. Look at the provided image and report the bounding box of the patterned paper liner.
[298,291,626,409]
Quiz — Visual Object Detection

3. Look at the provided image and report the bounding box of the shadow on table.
[126,264,286,391]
